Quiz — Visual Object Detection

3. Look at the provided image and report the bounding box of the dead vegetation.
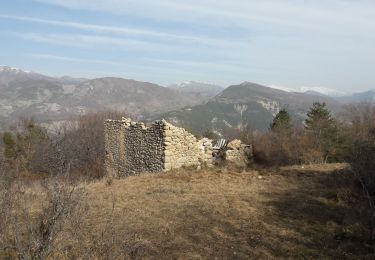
[1,103,375,258]
[1,164,374,259]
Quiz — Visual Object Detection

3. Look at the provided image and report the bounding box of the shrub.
[54,111,124,179]
[347,139,375,243]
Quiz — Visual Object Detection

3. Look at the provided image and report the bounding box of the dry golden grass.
[3,163,374,259]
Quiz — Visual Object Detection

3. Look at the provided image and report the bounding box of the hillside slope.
[160,82,342,134]
[0,66,206,129]
[336,90,375,104]
[169,81,224,98]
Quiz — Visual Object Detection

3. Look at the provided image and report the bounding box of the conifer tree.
[305,102,339,162]
[305,102,334,133]
[267,109,294,165]
[270,109,292,135]
[2,118,50,170]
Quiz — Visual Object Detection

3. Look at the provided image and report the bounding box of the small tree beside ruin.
[304,102,341,163]
[2,118,51,174]
[267,109,294,165]
[270,109,292,136]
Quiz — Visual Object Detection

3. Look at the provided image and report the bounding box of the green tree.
[268,109,294,165]
[270,109,292,135]
[2,118,50,172]
[304,102,340,162]
[305,102,334,133]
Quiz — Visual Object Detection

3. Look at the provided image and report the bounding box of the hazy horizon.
[1,0,375,93]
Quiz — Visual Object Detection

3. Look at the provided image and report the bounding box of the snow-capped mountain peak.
[266,84,347,97]
[300,86,347,97]
[267,84,297,92]
[0,65,32,74]
[168,81,223,98]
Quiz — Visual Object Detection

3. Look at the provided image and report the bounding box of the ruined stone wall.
[225,139,253,167]
[199,138,215,167]
[105,118,216,176]
[163,122,214,171]
[104,118,165,177]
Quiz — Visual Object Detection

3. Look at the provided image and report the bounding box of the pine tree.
[270,109,292,135]
[267,109,294,165]
[2,118,50,170]
[305,102,334,133]
[304,102,339,162]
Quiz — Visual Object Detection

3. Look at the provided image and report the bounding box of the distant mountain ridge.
[0,66,209,130]
[160,82,343,134]
[168,81,223,98]
[1,65,374,133]
[335,90,375,104]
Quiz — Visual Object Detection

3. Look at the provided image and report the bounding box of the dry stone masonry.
[163,121,214,171]
[105,118,214,177]
[225,139,253,166]
[104,118,165,177]
[104,117,252,177]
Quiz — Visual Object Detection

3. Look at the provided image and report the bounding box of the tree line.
[253,102,347,165]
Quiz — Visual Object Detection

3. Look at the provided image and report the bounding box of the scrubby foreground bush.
[0,173,86,258]
[345,103,375,243]
[347,139,375,243]
[0,171,149,259]
[0,111,123,180]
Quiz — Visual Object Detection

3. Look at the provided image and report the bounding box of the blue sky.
[1,0,375,93]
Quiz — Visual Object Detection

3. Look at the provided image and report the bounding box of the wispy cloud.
[2,0,375,90]
[147,58,270,75]
[34,0,375,36]
[16,32,190,52]
[27,53,125,65]
[29,53,252,75]
[0,14,245,48]
[24,53,238,75]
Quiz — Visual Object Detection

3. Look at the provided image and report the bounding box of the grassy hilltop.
[2,164,373,259]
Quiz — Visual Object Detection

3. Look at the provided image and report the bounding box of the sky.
[0,0,375,93]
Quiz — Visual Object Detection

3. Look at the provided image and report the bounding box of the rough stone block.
[164,150,173,156]
[163,130,172,137]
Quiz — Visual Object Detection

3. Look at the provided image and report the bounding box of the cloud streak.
[1,0,375,90]
[34,0,375,36]
[0,14,245,48]
[27,53,125,66]
[16,32,180,51]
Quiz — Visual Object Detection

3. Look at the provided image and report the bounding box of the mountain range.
[168,81,223,98]
[0,65,373,133]
[336,90,375,104]
[0,66,209,130]
[160,82,343,134]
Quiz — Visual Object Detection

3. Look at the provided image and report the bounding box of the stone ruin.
[104,117,252,177]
